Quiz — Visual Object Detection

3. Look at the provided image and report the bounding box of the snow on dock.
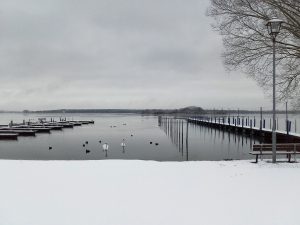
[188,117,300,142]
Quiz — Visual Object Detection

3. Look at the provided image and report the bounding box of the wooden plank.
[0,133,18,140]
[18,125,63,130]
[0,130,36,136]
[253,143,300,152]
[249,151,300,155]
[9,127,51,133]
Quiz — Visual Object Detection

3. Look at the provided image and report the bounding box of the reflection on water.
[159,117,189,161]
[159,116,262,161]
[190,121,262,160]
[0,113,263,161]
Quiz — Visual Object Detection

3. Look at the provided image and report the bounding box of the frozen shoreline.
[0,159,299,225]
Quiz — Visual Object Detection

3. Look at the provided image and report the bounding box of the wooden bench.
[249,143,300,163]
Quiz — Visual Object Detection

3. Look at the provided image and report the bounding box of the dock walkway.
[188,117,300,143]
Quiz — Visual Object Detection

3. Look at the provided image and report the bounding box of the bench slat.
[249,151,300,155]
[253,143,300,152]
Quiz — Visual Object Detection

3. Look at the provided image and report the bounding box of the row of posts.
[158,116,189,160]
[205,115,296,135]
[208,106,298,134]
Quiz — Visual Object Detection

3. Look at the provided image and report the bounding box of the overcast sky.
[0,0,275,110]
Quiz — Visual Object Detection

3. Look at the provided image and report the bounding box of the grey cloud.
[0,0,270,110]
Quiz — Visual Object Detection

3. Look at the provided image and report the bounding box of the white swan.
[102,143,109,151]
[121,139,126,147]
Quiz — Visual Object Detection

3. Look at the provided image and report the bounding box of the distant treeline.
[15,107,300,115]
[23,109,143,114]
[22,106,206,115]
[141,106,206,115]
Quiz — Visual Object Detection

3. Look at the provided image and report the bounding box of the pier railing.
[188,117,300,143]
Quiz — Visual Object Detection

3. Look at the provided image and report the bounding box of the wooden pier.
[0,129,36,136]
[0,133,18,140]
[188,117,300,143]
[0,119,94,140]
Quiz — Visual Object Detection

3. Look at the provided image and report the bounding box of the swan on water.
[121,139,126,147]
[102,143,109,151]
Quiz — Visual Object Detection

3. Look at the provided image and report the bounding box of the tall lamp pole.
[266,17,283,163]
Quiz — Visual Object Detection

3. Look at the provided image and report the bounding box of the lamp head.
[266,17,283,37]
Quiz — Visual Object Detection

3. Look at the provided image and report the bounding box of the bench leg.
[288,154,291,163]
[255,155,258,163]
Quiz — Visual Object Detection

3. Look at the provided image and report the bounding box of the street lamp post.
[266,17,283,163]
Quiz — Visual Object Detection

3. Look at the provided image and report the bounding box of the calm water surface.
[4,112,300,161]
[0,113,265,161]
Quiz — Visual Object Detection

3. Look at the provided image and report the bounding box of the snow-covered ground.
[0,160,299,225]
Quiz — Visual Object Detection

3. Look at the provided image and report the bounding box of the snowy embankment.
[0,160,299,225]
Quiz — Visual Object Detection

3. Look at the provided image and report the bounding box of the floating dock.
[0,129,36,136]
[0,133,18,140]
[0,119,94,141]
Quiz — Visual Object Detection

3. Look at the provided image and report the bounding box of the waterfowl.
[102,143,109,151]
[121,139,126,147]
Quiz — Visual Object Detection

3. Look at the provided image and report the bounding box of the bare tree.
[207,0,300,107]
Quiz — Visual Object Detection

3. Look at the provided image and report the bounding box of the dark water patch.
[0,113,265,161]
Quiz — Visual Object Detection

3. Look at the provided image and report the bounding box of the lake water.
[0,113,298,161]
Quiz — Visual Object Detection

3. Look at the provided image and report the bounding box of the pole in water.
[260,107,263,130]
[286,102,289,135]
[186,120,189,161]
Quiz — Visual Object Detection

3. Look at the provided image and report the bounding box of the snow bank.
[0,160,299,225]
